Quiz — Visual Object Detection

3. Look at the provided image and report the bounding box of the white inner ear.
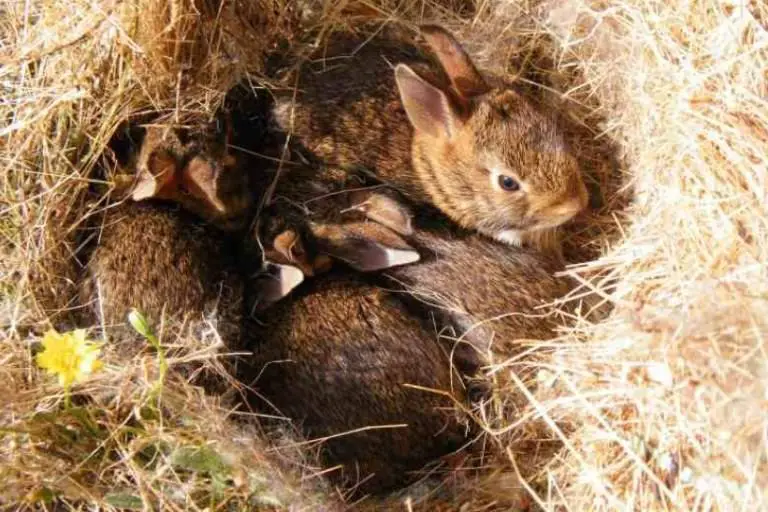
[276,263,305,296]
[495,230,523,246]
[131,180,157,201]
[382,247,421,268]
[353,245,421,272]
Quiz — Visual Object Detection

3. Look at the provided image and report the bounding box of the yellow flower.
[35,329,104,389]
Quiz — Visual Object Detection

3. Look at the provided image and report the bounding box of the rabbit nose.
[553,197,584,220]
[530,195,584,228]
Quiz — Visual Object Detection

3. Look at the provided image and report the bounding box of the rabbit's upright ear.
[312,222,420,272]
[177,115,241,215]
[131,148,178,201]
[395,64,459,139]
[419,25,490,100]
[269,229,327,277]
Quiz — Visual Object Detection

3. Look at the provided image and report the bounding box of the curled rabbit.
[243,222,474,496]
[270,24,588,249]
[79,120,255,391]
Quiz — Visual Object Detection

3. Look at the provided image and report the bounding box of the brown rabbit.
[270,24,589,249]
[244,249,474,497]
[245,194,568,496]
[368,196,570,359]
[260,185,571,393]
[79,121,284,391]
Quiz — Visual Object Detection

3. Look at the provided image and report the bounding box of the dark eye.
[498,174,520,192]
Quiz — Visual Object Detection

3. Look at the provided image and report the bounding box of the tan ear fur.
[348,190,414,236]
[131,149,178,201]
[271,229,317,276]
[311,222,420,272]
[420,24,490,100]
[180,156,227,214]
[395,64,457,138]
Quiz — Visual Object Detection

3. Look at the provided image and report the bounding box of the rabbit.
[269,23,589,251]
[244,189,570,495]
[257,183,571,394]
[79,119,292,392]
[368,195,569,360]
[243,226,475,497]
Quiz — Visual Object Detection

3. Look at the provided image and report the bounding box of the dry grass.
[2,0,766,509]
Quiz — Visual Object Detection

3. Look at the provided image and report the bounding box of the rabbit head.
[130,119,251,231]
[395,25,589,245]
[250,203,421,310]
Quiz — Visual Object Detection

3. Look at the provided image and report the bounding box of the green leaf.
[105,493,143,509]
[171,445,229,475]
[127,309,153,341]
[126,308,167,397]
[29,487,56,504]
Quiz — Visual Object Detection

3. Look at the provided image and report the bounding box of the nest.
[1,0,766,509]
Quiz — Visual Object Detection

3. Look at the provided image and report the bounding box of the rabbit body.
[78,120,252,394]
[384,211,570,360]
[80,201,243,355]
[245,272,471,495]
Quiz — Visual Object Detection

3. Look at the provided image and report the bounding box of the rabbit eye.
[497,175,520,192]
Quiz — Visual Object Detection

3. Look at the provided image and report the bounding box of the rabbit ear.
[179,156,228,214]
[255,262,305,305]
[271,229,317,276]
[312,222,420,272]
[179,114,240,215]
[131,148,178,201]
[420,24,490,99]
[347,190,413,236]
[395,64,459,139]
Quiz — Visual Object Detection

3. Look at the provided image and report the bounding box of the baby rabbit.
[246,195,568,497]
[265,186,571,392]
[243,230,473,497]
[377,201,569,360]
[271,24,589,249]
[79,121,271,379]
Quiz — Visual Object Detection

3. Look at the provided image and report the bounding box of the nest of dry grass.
[2,0,766,509]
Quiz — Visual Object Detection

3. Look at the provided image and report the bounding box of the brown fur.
[244,273,473,497]
[245,197,570,498]
[384,212,570,361]
[271,25,588,248]
[79,202,244,389]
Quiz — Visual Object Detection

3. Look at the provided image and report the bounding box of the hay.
[2,0,766,509]
[529,0,768,508]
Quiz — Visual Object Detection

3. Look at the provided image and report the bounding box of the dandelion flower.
[36,329,104,389]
